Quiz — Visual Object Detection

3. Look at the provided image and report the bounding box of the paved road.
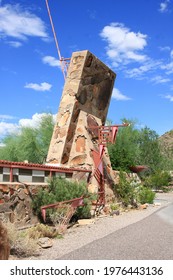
[59,203,173,260]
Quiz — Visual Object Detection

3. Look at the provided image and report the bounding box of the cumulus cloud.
[42,56,61,68]
[0,4,48,45]
[0,122,19,136]
[159,0,170,13]
[19,113,56,128]
[112,88,131,101]
[100,22,147,66]
[0,113,56,139]
[24,82,52,91]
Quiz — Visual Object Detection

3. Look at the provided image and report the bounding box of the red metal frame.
[41,196,84,223]
[92,123,129,207]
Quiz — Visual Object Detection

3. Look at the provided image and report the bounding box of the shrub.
[27,224,59,239]
[32,177,94,221]
[5,221,39,257]
[137,186,156,204]
[143,170,171,191]
[113,171,137,207]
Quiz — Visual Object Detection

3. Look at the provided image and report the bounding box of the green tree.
[108,120,169,173]
[0,114,54,164]
[108,119,140,171]
[138,127,163,172]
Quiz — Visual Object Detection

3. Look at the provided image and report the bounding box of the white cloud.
[170,50,173,59]
[112,88,131,101]
[0,122,19,136]
[0,115,16,120]
[159,0,170,13]
[25,82,52,91]
[126,60,162,79]
[42,56,61,68]
[100,22,147,66]
[0,113,56,138]
[0,143,6,147]
[151,75,171,84]
[0,4,48,44]
[159,46,171,52]
[161,61,173,74]
[7,41,22,48]
[19,113,56,128]
[163,94,173,101]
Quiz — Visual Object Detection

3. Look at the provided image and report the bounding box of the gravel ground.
[28,192,173,260]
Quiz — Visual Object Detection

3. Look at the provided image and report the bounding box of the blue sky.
[0,0,173,142]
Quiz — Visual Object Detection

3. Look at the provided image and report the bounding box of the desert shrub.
[32,177,94,221]
[27,224,59,239]
[143,170,171,191]
[137,186,156,204]
[5,221,39,257]
[113,171,137,207]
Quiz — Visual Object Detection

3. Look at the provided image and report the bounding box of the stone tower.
[46,50,116,172]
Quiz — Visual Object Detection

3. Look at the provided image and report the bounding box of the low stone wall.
[0,183,45,227]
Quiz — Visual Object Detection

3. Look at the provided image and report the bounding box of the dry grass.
[27,223,59,239]
[5,221,40,257]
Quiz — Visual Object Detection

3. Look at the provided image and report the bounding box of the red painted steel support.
[92,123,129,208]
[10,167,13,183]
[41,196,84,222]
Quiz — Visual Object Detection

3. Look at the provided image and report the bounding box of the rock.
[0,202,12,212]
[88,183,98,194]
[110,210,120,216]
[139,204,148,210]
[75,136,86,153]
[153,202,161,207]
[103,205,111,215]
[0,221,10,260]
[77,219,95,226]
[18,189,26,200]
[38,237,53,249]
[70,154,87,166]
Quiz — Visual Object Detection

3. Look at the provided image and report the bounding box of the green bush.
[113,171,137,207]
[32,177,94,221]
[143,170,171,191]
[113,171,156,206]
[137,186,155,204]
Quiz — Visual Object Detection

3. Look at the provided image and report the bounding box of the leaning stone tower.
[46,50,116,171]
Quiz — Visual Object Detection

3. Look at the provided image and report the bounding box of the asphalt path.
[59,203,173,260]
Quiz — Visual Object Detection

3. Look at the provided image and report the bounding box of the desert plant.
[32,177,94,221]
[143,170,171,191]
[137,186,156,204]
[27,224,59,239]
[113,171,137,207]
[5,221,39,257]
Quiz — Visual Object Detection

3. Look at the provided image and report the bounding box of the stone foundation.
[0,183,42,227]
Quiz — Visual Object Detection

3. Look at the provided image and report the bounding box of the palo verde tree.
[0,114,54,164]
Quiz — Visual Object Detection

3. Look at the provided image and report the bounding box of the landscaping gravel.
[27,192,173,260]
